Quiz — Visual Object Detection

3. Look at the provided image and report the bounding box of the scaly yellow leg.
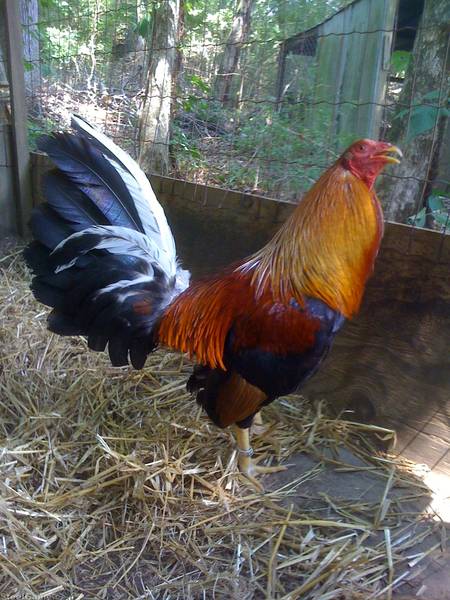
[253,411,263,427]
[252,411,267,436]
[234,426,286,490]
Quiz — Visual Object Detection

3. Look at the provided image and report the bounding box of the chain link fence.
[15,0,450,233]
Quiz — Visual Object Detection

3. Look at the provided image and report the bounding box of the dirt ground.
[269,448,450,599]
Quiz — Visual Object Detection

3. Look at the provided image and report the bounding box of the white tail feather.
[71,115,176,276]
[53,225,173,276]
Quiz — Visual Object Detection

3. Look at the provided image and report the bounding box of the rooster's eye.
[358,144,366,151]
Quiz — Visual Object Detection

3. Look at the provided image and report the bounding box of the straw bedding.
[0,242,446,599]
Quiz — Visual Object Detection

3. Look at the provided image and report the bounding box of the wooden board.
[3,0,32,235]
[152,174,450,479]
[0,3,17,234]
[283,0,399,145]
[30,157,450,478]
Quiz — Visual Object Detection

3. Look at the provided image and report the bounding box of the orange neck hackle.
[239,162,384,318]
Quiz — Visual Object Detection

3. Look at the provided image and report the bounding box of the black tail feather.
[24,120,185,369]
[31,280,66,310]
[29,205,73,249]
[47,311,84,336]
[37,133,144,237]
[23,241,52,275]
[43,170,110,231]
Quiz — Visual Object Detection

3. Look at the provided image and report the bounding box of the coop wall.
[0,4,16,234]
[281,0,398,149]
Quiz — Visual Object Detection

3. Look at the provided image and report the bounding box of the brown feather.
[214,372,267,427]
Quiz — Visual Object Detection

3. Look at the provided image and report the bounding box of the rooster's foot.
[234,426,286,491]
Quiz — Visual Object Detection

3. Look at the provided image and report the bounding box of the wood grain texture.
[30,158,450,475]
[152,175,450,476]
[4,0,32,236]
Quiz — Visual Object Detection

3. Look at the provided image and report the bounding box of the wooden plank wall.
[154,175,450,478]
[30,155,450,477]
[3,0,32,236]
[310,0,398,145]
[0,2,17,234]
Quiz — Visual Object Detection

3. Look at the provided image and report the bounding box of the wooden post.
[4,0,32,236]
[275,42,286,110]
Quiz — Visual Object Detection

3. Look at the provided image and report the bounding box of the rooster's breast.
[225,298,345,400]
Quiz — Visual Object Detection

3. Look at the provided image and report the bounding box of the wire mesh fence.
[16,0,450,232]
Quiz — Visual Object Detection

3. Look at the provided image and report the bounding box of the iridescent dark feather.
[25,119,188,369]
[37,133,144,233]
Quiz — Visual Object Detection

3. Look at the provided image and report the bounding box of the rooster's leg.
[253,411,263,427]
[234,426,286,489]
[251,411,267,436]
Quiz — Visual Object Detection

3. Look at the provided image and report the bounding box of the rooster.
[24,116,401,484]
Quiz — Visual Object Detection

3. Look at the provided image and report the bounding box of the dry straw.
[0,244,446,599]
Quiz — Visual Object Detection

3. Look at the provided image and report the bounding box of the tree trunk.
[379,0,450,223]
[20,0,39,96]
[138,0,180,175]
[213,0,253,107]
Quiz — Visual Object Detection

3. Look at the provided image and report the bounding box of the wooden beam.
[4,0,32,236]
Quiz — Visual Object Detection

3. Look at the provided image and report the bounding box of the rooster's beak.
[375,144,403,165]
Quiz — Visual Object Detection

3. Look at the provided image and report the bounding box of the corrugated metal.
[280,0,399,148]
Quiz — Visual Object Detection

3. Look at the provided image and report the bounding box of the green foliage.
[171,125,202,161]
[186,74,210,95]
[39,0,58,8]
[394,90,450,142]
[407,206,426,228]
[407,191,450,230]
[171,102,346,197]
[229,106,339,195]
[181,75,211,113]
[27,117,55,147]
[37,0,151,80]
[136,17,151,38]
[390,50,411,78]
[428,193,450,228]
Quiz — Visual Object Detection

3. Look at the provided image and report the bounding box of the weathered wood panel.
[0,121,16,234]
[282,0,398,146]
[0,2,17,234]
[153,175,450,477]
[30,156,450,476]
[3,0,32,235]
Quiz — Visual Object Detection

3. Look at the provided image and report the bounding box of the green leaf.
[187,74,210,93]
[182,98,194,112]
[407,207,426,227]
[390,50,411,77]
[393,108,408,120]
[136,18,151,38]
[428,195,445,212]
[433,211,450,227]
[407,105,439,141]
[422,90,441,102]
[428,194,450,227]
